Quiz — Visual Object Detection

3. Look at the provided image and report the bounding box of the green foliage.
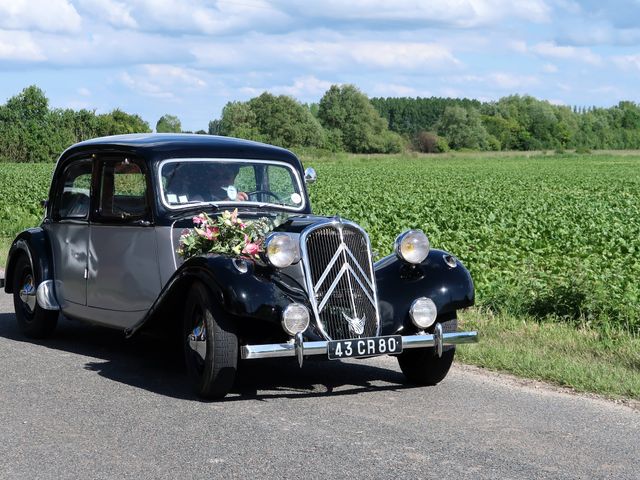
[303,152,640,333]
[373,94,640,152]
[156,114,182,133]
[436,106,496,150]
[218,93,325,148]
[2,152,640,335]
[411,131,449,153]
[317,84,403,153]
[0,86,151,163]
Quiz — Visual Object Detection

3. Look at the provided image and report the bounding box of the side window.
[98,159,149,221]
[55,160,92,219]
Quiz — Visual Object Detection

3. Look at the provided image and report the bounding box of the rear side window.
[98,159,149,221]
[55,160,92,219]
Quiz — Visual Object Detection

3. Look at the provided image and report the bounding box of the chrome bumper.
[241,323,478,361]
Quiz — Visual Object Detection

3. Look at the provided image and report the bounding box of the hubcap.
[188,317,207,362]
[19,274,36,313]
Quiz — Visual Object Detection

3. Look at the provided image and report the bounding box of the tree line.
[2,84,640,162]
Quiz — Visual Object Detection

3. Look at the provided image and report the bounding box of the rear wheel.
[398,317,457,386]
[183,282,237,399]
[12,255,58,338]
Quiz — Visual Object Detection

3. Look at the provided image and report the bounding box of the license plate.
[327,335,402,360]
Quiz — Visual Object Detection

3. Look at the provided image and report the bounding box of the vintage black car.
[3,134,478,398]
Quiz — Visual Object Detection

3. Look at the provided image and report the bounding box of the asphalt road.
[0,290,638,480]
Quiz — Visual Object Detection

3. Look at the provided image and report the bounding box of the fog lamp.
[281,304,310,336]
[410,297,437,329]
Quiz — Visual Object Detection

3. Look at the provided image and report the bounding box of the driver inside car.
[187,164,248,202]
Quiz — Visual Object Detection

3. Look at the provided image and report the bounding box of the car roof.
[59,133,302,168]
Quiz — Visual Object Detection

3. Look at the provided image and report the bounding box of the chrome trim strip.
[36,280,61,311]
[241,330,479,359]
[313,245,345,293]
[157,158,306,212]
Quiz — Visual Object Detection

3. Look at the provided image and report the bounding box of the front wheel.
[12,255,58,338]
[397,317,457,386]
[183,282,238,399]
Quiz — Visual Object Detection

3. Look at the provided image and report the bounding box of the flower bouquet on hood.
[178,208,286,262]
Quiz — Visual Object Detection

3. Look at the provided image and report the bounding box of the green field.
[2,152,639,398]
[303,151,640,333]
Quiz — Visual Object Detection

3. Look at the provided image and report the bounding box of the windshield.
[159,158,305,211]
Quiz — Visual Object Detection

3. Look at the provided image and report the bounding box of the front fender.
[4,228,54,294]
[127,254,313,342]
[375,249,474,335]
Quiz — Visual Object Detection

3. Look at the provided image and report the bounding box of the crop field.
[1,153,639,333]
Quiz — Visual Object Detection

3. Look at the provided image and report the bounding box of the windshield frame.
[157,157,307,212]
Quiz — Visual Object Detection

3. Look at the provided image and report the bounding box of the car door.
[45,158,92,307]
[86,156,161,327]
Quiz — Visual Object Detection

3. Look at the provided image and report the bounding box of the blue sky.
[1,0,640,131]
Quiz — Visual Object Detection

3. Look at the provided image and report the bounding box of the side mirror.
[304,167,317,184]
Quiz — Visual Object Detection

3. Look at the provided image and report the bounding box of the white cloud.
[612,54,640,71]
[270,0,551,27]
[529,42,603,65]
[120,65,207,99]
[487,73,539,89]
[542,63,558,73]
[93,0,290,35]
[192,38,461,73]
[78,87,92,96]
[0,30,46,61]
[76,0,137,29]
[0,0,81,33]
[452,73,539,90]
[370,83,427,97]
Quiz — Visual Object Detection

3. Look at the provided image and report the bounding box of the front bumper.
[241,322,478,361]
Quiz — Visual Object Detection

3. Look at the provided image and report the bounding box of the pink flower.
[193,214,205,226]
[230,209,238,224]
[204,226,219,241]
[242,242,260,256]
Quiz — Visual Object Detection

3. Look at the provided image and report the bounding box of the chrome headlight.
[394,229,430,264]
[410,297,437,329]
[281,304,310,336]
[265,233,298,268]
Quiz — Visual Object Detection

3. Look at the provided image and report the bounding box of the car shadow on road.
[0,311,416,402]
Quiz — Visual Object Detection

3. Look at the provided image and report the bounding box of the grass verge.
[0,236,10,273]
[457,308,640,400]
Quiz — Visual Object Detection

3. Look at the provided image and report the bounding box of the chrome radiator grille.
[302,221,380,340]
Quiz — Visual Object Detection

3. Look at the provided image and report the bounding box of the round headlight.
[281,304,310,336]
[410,297,437,329]
[265,233,298,268]
[395,229,430,264]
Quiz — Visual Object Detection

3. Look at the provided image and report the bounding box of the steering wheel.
[246,190,282,202]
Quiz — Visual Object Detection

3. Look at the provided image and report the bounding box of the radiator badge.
[342,311,366,335]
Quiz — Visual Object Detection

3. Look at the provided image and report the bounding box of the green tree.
[96,109,151,136]
[318,84,402,153]
[246,93,325,148]
[437,106,496,150]
[156,114,182,133]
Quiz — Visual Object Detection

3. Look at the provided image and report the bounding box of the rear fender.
[5,228,54,294]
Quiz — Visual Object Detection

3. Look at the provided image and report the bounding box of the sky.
[1,0,640,132]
